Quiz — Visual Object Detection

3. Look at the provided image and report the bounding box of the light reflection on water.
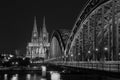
[26,74,31,80]
[4,74,7,80]
[1,73,47,80]
[11,74,18,80]
[0,71,119,80]
[0,71,61,80]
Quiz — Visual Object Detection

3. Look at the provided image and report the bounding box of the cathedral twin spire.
[27,16,50,59]
[32,16,48,43]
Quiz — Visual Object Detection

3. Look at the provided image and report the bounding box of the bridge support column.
[112,0,118,60]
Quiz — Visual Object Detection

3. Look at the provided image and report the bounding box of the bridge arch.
[49,30,65,58]
[49,29,71,60]
[65,0,120,61]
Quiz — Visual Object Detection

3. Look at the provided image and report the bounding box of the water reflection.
[40,77,46,80]
[41,66,47,77]
[0,70,118,80]
[11,74,18,80]
[4,74,7,80]
[50,71,61,80]
[26,74,31,80]
[0,73,48,80]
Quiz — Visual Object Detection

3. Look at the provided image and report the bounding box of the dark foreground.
[0,64,120,80]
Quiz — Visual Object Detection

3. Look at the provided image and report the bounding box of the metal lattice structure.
[64,0,120,61]
[49,29,71,59]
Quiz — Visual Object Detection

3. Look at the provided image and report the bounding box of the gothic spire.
[33,16,38,33]
[42,16,47,33]
[31,16,38,42]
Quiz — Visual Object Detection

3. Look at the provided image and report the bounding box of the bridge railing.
[48,61,120,72]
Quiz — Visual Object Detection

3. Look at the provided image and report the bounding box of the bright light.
[41,78,46,80]
[50,71,60,80]
[78,53,80,55]
[11,74,18,80]
[71,54,73,57]
[9,54,13,57]
[88,51,91,54]
[26,74,31,80]
[4,74,7,80]
[16,62,18,65]
[23,58,25,60]
[41,66,46,72]
[119,53,120,55]
[104,47,108,51]
[95,48,98,51]
[8,57,10,60]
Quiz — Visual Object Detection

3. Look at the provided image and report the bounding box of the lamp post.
[88,51,91,61]
[104,47,108,51]
[71,54,73,61]
[104,47,108,61]
[88,51,91,54]
[95,48,98,52]
[95,48,99,61]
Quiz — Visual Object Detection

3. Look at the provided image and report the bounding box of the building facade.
[26,17,50,60]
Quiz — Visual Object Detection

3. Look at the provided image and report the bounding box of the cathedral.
[26,17,50,60]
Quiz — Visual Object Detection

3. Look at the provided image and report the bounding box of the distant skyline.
[0,0,88,51]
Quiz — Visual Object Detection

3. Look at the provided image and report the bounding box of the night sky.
[0,0,88,52]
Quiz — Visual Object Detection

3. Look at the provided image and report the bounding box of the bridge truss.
[65,0,120,61]
[46,0,120,72]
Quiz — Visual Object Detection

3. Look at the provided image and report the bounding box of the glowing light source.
[41,66,47,77]
[26,74,31,80]
[95,48,98,51]
[104,47,108,51]
[4,74,7,80]
[71,54,73,57]
[41,66,46,72]
[9,54,13,57]
[50,71,60,80]
[88,51,91,54]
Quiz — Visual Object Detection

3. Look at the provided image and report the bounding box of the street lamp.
[95,48,98,51]
[104,47,108,51]
[78,53,80,55]
[9,54,13,58]
[70,54,73,61]
[71,54,73,57]
[88,51,91,54]
[104,47,108,61]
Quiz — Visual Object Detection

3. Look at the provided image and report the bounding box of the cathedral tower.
[31,16,39,43]
[42,16,49,45]
[26,16,50,61]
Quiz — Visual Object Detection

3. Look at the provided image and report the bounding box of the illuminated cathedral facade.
[26,17,50,60]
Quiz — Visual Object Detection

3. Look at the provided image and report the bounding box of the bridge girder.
[65,0,120,61]
[49,30,65,59]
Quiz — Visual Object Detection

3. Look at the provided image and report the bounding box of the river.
[0,65,119,80]
[0,71,119,80]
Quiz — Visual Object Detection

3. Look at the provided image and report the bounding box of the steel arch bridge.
[48,29,71,60]
[64,0,120,61]
[46,0,120,72]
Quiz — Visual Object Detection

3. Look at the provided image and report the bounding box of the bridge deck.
[46,61,120,72]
